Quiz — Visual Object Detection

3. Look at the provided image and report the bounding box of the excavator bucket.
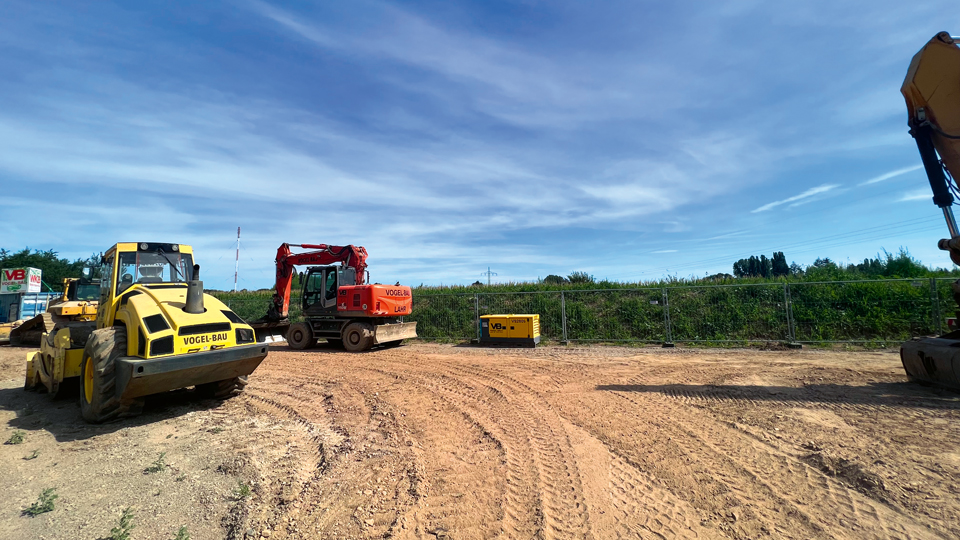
[901,333,960,390]
[9,313,55,347]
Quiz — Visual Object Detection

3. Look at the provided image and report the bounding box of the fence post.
[662,288,674,347]
[783,282,797,343]
[560,291,568,344]
[474,293,480,342]
[931,277,942,335]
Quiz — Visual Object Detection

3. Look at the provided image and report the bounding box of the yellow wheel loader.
[8,274,99,346]
[24,242,269,423]
[22,272,100,396]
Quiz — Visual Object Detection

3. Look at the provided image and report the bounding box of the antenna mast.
[234,226,241,292]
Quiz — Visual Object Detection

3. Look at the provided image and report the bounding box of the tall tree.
[772,252,789,277]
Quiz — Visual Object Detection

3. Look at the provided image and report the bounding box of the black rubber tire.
[287,322,314,350]
[196,376,248,399]
[79,327,144,423]
[325,338,343,348]
[342,322,374,352]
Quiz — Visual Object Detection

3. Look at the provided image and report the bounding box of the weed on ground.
[22,488,57,517]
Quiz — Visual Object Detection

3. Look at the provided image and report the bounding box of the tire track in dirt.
[383,356,730,540]
[363,358,595,540]
[239,370,424,539]
[250,362,509,540]
[655,385,960,421]
[606,389,951,540]
[215,346,960,539]
[431,359,724,540]
[362,364,543,540]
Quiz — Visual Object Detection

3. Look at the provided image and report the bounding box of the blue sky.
[1,1,956,289]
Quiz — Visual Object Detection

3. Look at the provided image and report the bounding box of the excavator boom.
[267,243,368,321]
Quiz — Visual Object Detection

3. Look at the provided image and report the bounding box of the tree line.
[733,249,949,280]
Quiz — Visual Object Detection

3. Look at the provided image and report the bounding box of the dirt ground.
[1,343,959,540]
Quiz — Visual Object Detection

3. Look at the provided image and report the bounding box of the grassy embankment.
[212,272,960,345]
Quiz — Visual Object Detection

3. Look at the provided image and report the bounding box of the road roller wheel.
[79,327,144,423]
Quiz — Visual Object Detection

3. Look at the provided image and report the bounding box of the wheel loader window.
[100,257,114,300]
[76,284,99,301]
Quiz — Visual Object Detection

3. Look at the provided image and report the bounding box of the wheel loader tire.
[342,322,374,352]
[197,376,248,399]
[79,326,144,423]
[287,322,314,350]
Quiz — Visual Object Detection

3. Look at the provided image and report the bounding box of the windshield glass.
[117,251,194,292]
[76,284,100,301]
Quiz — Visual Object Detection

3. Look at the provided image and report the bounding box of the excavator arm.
[266,243,369,321]
[900,32,960,390]
[901,31,960,263]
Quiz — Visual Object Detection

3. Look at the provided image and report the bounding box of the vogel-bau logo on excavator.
[385,289,411,297]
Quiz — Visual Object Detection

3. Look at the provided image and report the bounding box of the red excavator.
[250,243,417,351]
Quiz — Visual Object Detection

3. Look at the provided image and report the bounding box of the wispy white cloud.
[751,184,839,213]
[898,189,931,202]
[859,164,923,186]
[2,0,956,288]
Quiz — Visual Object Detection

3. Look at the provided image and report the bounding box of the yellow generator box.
[479,314,540,347]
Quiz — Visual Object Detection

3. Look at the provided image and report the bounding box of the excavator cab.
[303,266,357,314]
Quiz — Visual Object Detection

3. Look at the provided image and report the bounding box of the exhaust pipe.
[184,264,205,314]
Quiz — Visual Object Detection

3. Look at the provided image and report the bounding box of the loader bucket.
[901,333,960,391]
[0,321,21,345]
[9,313,55,347]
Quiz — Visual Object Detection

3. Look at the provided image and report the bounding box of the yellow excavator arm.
[901,32,960,262]
[900,32,960,391]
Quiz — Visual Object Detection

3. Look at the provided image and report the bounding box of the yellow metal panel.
[506,315,539,338]
[484,315,510,338]
[63,349,83,378]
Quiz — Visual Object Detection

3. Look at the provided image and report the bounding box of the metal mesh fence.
[667,284,789,342]
[789,279,938,342]
[411,278,960,345]
[563,289,665,342]
[407,294,477,340]
[211,278,960,345]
